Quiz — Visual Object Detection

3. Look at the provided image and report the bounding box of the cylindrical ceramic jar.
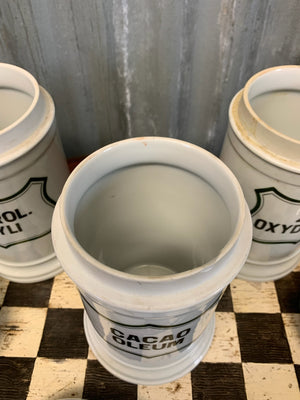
[0,63,69,283]
[221,65,300,281]
[52,137,252,385]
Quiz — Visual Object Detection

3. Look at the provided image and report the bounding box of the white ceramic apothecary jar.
[52,137,252,384]
[0,63,69,282]
[221,65,300,281]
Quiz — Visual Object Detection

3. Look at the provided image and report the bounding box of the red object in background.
[67,157,85,172]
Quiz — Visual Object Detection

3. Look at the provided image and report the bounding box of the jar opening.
[0,88,33,130]
[246,67,300,142]
[0,64,38,132]
[61,138,245,281]
[74,163,233,277]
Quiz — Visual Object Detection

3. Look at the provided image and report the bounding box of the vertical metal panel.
[0,0,299,157]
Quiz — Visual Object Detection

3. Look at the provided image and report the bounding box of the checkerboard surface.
[0,265,299,400]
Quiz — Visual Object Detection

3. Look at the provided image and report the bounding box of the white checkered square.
[27,357,87,400]
[282,313,300,364]
[138,373,192,400]
[203,312,241,363]
[0,276,9,307]
[0,306,46,357]
[243,363,299,400]
[49,272,83,309]
[231,279,280,313]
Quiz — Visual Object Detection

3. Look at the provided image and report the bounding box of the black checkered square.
[38,308,88,359]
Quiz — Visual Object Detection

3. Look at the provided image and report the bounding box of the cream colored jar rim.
[228,66,300,172]
[0,64,55,168]
[243,65,300,146]
[0,63,38,134]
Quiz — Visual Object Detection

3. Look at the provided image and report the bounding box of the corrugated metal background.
[0,0,299,157]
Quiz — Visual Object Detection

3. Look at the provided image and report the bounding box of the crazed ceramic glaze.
[221,65,300,281]
[52,137,252,384]
[0,63,69,282]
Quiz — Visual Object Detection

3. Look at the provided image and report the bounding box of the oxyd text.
[253,218,300,235]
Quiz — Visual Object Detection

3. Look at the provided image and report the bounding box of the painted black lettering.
[139,343,151,350]
[2,211,17,222]
[16,223,22,232]
[127,335,140,342]
[160,335,174,343]
[110,328,124,338]
[127,341,138,349]
[7,225,20,234]
[254,219,267,230]
[282,224,293,234]
[15,209,28,219]
[291,225,300,234]
[152,343,167,350]
[177,328,191,338]
[0,226,4,235]
[143,336,158,344]
[112,336,125,345]
[265,222,280,233]
[167,338,184,348]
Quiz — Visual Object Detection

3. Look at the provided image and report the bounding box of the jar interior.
[74,163,233,276]
[247,68,300,141]
[0,88,33,130]
[250,89,300,141]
